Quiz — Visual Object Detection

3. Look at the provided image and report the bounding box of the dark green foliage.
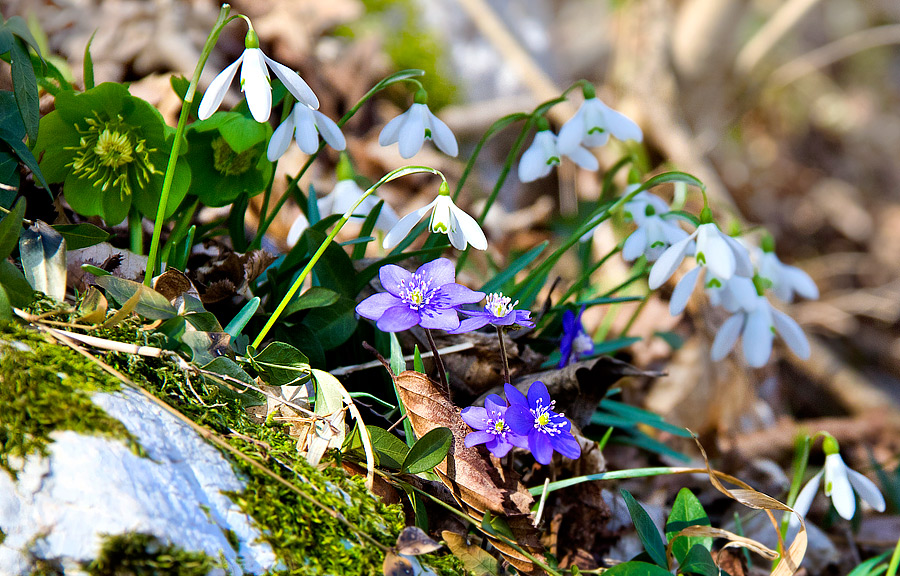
[86,533,219,576]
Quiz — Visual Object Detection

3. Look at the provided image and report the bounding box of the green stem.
[145,4,235,285]
[250,69,426,249]
[160,197,199,264]
[777,435,811,557]
[128,208,143,255]
[557,245,622,304]
[887,534,900,576]
[252,165,441,348]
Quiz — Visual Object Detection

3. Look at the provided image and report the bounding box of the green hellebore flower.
[34,82,191,225]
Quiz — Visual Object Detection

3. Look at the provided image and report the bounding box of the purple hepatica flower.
[505,382,581,465]
[460,394,526,458]
[355,258,485,332]
[559,306,594,368]
[447,292,536,334]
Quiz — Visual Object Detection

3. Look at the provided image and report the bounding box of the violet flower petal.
[379,264,412,296]
[464,431,495,447]
[504,383,528,407]
[460,406,488,429]
[526,381,551,409]
[355,292,402,320]
[438,283,486,307]
[505,404,533,435]
[376,305,421,332]
[419,307,460,331]
[530,432,554,465]
[417,257,455,287]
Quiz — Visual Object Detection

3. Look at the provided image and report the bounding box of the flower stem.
[496,325,510,385]
[128,208,143,255]
[424,328,449,399]
[144,4,234,285]
[251,166,440,349]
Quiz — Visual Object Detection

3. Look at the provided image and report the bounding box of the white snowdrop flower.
[620,191,689,262]
[378,90,458,159]
[789,438,885,529]
[557,85,642,156]
[267,103,345,160]
[649,220,753,315]
[706,275,758,314]
[710,282,811,367]
[756,248,819,303]
[199,28,319,124]
[383,184,486,251]
[518,119,598,183]
[318,179,399,233]
[286,211,310,247]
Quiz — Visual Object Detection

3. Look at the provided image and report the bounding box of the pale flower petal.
[669,265,702,316]
[198,56,243,120]
[313,111,346,151]
[622,226,648,262]
[382,199,436,250]
[771,308,811,360]
[426,109,458,157]
[378,111,406,146]
[240,48,272,123]
[267,114,296,161]
[598,100,643,142]
[398,104,427,159]
[846,468,886,512]
[789,471,823,529]
[563,145,599,171]
[263,52,318,109]
[825,453,856,520]
[742,303,774,367]
[697,224,736,280]
[648,233,696,289]
[711,312,744,361]
[450,203,488,250]
[292,105,320,154]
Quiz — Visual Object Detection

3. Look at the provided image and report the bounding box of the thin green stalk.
[887,535,900,576]
[252,166,441,348]
[160,197,199,263]
[557,244,622,304]
[250,69,426,249]
[145,4,235,285]
[128,208,143,255]
[778,435,812,545]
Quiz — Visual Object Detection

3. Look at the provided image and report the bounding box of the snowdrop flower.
[517,118,598,183]
[267,103,345,160]
[755,238,819,303]
[379,89,458,158]
[318,179,399,233]
[710,277,811,367]
[286,211,309,247]
[199,27,319,123]
[790,437,885,528]
[621,191,690,262]
[382,183,487,251]
[648,218,753,316]
[706,274,758,314]
[557,84,642,157]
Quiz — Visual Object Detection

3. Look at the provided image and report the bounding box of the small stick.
[496,326,510,384]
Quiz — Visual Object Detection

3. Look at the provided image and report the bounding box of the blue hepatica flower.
[559,307,594,368]
[505,382,581,465]
[448,292,535,334]
[355,258,484,332]
[460,394,526,458]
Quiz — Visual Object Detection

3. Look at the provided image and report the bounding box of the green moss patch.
[86,533,220,576]
[0,321,137,476]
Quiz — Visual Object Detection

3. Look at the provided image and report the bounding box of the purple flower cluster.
[461,381,581,465]
[356,258,533,334]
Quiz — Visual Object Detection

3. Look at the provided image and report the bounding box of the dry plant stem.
[385,413,407,433]
[424,328,449,398]
[496,326,510,384]
[41,325,390,552]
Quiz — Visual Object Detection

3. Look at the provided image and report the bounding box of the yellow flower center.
[94,129,134,168]
[211,136,256,176]
[537,413,550,427]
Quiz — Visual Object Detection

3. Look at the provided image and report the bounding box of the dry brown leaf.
[394,370,545,575]
[395,526,442,556]
[441,531,501,576]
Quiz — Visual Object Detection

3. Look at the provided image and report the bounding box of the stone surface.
[0,387,276,575]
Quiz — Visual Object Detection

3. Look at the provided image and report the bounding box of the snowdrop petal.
[789,471,823,529]
[198,55,243,120]
[446,214,467,250]
[556,108,585,155]
[826,455,856,520]
[622,226,648,262]
[697,224,736,280]
[426,109,458,157]
[600,101,643,142]
[846,468,886,512]
[742,305,774,367]
[382,200,436,250]
[771,308,811,360]
[374,200,400,232]
[290,105,320,154]
[398,104,427,159]
[267,115,295,161]
[286,211,309,247]
[518,140,552,182]
[263,53,318,109]
[240,48,272,123]
[669,265,702,315]
[711,312,744,361]
[648,234,695,289]
[379,112,406,146]
[724,234,754,277]
[784,265,820,301]
[313,111,346,151]
[429,195,453,235]
[564,145,599,171]
[329,180,364,216]
[450,204,488,250]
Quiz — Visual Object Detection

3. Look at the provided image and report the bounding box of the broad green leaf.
[250,341,311,387]
[678,545,718,576]
[620,489,668,569]
[602,399,691,438]
[301,297,357,350]
[0,92,47,191]
[10,39,38,142]
[200,356,265,407]
[283,286,340,315]
[3,16,42,58]
[0,283,12,320]
[311,368,344,416]
[181,331,231,365]
[81,264,110,277]
[351,199,383,259]
[76,285,107,324]
[224,296,260,338]
[479,240,548,294]
[19,220,65,301]
[184,311,222,333]
[366,425,410,470]
[0,260,34,307]
[51,223,110,250]
[83,30,96,90]
[479,511,516,540]
[0,196,25,259]
[94,276,177,320]
[666,488,713,564]
[602,561,672,576]
[402,427,452,474]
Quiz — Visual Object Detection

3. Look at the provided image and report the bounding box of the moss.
[0,321,139,476]
[85,532,220,576]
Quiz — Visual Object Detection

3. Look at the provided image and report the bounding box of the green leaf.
[479,240,548,294]
[83,30,96,90]
[847,551,892,576]
[10,39,38,142]
[0,92,48,191]
[200,356,265,407]
[479,511,516,541]
[352,199,383,260]
[250,341,311,387]
[0,196,24,260]
[601,399,691,438]
[224,296,260,339]
[413,345,425,374]
[602,561,672,576]
[311,368,344,416]
[81,264,110,277]
[51,223,110,250]
[19,220,66,301]
[181,331,231,365]
[402,427,452,474]
[3,16,42,59]
[93,276,177,320]
[228,193,250,252]
[0,283,12,320]
[678,545,719,576]
[366,425,410,469]
[389,331,406,375]
[620,489,668,568]
[301,296,358,350]
[666,488,713,564]
[0,260,34,307]
[283,286,340,315]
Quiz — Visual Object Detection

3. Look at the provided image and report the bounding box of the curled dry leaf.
[393,369,545,575]
[396,526,442,556]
